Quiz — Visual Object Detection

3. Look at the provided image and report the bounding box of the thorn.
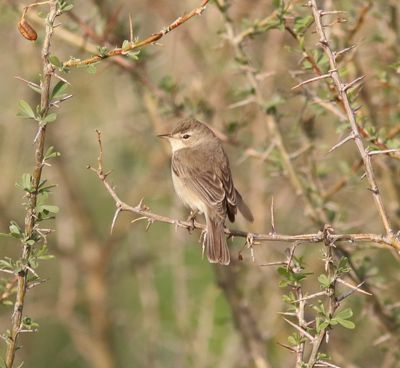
[321,10,347,16]
[276,342,296,352]
[53,73,71,85]
[334,45,356,59]
[283,318,315,342]
[336,278,372,301]
[328,133,355,154]
[129,13,134,43]
[130,216,148,224]
[360,172,367,180]
[368,148,400,156]
[291,73,331,90]
[259,261,287,267]
[145,218,154,231]
[343,75,366,92]
[14,76,40,89]
[270,196,276,234]
[111,207,122,234]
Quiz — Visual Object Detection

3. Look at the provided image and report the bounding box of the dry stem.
[62,0,210,68]
[309,0,393,236]
[5,2,58,367]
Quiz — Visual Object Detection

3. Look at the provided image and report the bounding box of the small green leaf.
[128,50,140,60]
[318,274,331,288]
[61,4,74,12]
[39,205,59,214]
[336,319,355,329]
[51,81,68,99]
[316,317,330,333]
[18,100,36,119]
[44,146,61,160]
[294,15,314,34]
[122,40,130,50]
[49,55,62,67]
[43,113,57,124]
[335,308,353,320]
[16,173,34,193]
[9,221,23,239]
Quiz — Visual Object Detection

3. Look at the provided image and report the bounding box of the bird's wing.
[172,150,231,220]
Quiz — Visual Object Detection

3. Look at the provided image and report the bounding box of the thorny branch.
[307,0,394,237]
[62,0,210,68]
[5,2,59,367]
[89,131,400,254]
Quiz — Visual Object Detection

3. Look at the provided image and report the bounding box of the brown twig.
[62,0,210,68]
[89,131,400,253]
[5,2,59,367]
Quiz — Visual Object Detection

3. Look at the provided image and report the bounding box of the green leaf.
[122,40,131,50]
[0,232,12,238]
[336,257,350,274]
[18,100,36,119]
[317,274,331,288]
[39,205,59,214]
[294,15,314,34]
[335,308,353,320]
[336,319,355,329]
[49,55,62,68]
[9,221,23,239]
[51,81,68,99]
[16,173,34,193]
[44,146,61,160]
[61,3,74,12]
[128,50,140,61]
[43,113,57,124]
[315,317,330,333]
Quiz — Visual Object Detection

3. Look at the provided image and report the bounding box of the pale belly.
[172,170,207,214]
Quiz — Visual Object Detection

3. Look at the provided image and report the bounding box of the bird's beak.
[157,133,171,139]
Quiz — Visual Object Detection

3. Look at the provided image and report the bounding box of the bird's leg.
[186,209,199,233]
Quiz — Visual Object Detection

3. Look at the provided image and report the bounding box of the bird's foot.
[186,210,199,233]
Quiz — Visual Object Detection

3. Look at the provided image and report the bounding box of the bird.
[158,118,253,265]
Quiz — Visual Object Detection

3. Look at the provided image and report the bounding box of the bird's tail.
[204,215,230,265]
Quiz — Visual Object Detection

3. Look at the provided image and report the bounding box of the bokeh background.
[1,0,400,367]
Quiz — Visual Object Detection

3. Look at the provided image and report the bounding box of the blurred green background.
[1,0,400,367]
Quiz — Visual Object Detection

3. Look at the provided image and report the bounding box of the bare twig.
[62,0,210,68]
[309,0,394,237]
[291,73,331,90]
[89,132,400,252]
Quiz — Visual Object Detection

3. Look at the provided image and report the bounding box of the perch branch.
[89,131,400,251]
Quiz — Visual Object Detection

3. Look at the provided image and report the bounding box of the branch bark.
[5,2,58,367]
[309,0,394,236]
[62,0,210,68]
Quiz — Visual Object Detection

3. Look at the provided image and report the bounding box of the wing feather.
[172,148,236,220]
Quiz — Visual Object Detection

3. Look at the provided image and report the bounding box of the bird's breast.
[171,169,207,214]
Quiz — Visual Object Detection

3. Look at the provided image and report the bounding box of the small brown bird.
[159,118,253,265]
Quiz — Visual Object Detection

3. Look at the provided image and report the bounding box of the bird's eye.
[182,134,190,140]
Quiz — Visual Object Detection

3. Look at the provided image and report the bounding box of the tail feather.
[205,216,230,265]
[235,189,254,222]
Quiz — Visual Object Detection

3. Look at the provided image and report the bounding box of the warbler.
[159,118,253,265]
